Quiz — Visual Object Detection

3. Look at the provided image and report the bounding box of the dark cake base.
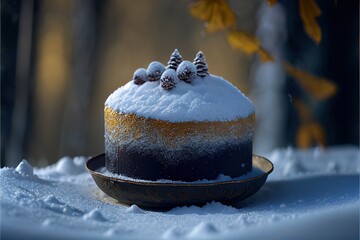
[105,141,252,182]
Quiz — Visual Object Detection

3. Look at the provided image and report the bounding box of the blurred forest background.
[1,0,359,167]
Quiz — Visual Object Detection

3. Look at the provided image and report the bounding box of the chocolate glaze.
[105,141,252,181]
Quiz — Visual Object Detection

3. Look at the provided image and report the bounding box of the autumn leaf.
[267,0,278,7]
[293,99,326,148]
[228,30,274,62]
[189,0,237,33]
[284,62,337,100]
[227,30,260,54]
[299,0,322,44]
[296,122,327,148]
[293,98,312,122]
[258,47,275,62]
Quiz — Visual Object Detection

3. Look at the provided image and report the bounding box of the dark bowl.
[86,153,273,210]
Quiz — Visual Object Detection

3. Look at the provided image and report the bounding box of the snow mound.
[268,146,360,180]
[168,201,239,215]
[268,214,281,223]
[187,222,218,238]
[43,197,83,217]
[34,156,89,183]
[82,209,107,222]
[161,228,183,239]
[105,74,254,122]
[237,215,256,226]
[43,195,62,205]
[42,218,54,227]
[125,204,146,214]
[15,159,35,178]
[55,156,87,175]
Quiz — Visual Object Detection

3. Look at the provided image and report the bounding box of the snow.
[133,68,148,83]
[125,205,146,214]
[146,61,165,81]
[160,68,178,90]
[105,74,254,122]
[15,159,35,178]
[166,49,183,70]
[82,209,108,222]
[177,60,197,83]
[193,51,209,78]
[100,167,265,183]
[1,146,359,239]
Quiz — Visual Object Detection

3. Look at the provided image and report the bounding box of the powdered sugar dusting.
[105,74,254,122]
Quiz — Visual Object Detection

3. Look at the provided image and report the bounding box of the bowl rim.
[85,153,273,187]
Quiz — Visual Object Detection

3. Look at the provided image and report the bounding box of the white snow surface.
[1,146,359,240]
[105,74,254,122]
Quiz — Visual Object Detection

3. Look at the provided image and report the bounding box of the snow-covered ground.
[1,146,359,240]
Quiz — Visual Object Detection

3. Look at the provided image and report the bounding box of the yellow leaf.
[293,98,312,122]
[293,99,326,148]
[267,0,278,7]
[258,47,275,62]
[284,62,337,101]
[299,0,322,44]
[228,31,274,62]
[189,0,213,21]
[227,30,260,54]
[296,122,326,149]
[189,0,236,33]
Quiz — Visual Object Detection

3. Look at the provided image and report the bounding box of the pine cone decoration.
[146,61,166,82]
[133,68,147,85]
[160,69,177,90]
[166,49,183,70]
[177,60,197,83]
[193,51,209,77]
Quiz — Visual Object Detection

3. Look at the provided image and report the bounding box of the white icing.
[105,74,254,122]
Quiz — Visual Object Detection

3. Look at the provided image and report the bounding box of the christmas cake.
[104,50,255,181]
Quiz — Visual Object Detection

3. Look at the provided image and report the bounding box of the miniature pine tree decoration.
[166,49,183,70]
[193,51,209,77]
